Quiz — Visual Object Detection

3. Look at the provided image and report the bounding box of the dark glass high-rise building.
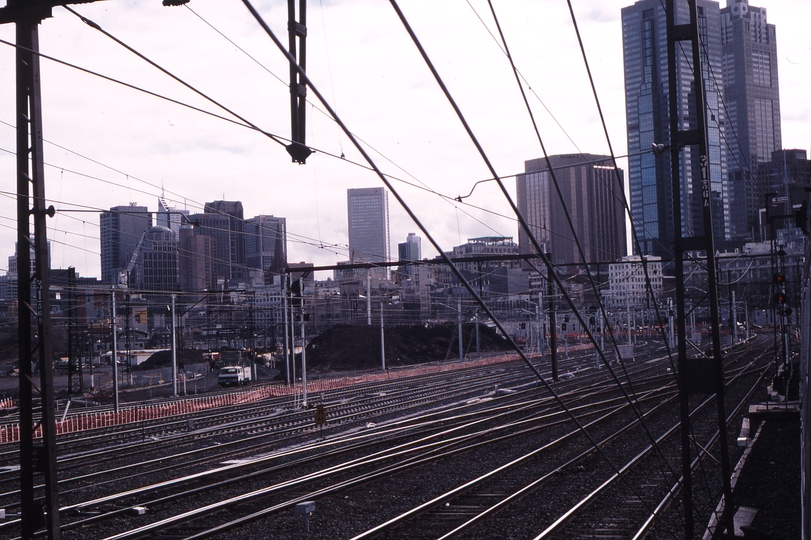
[100,203,152,286]
[202,200,246,283]
[755,149,811,239]
[397,233,421,278]
[245,215,287,277]
[140,225,179,297]
[517,154,627,266]
[179,224,214,297]
[721,0,781,241]
[622,0,728,256]
[187,212,230,286]
[347,188,390,278]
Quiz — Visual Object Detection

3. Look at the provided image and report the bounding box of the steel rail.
[630,357,774,540]
[0,365,549,518]
[349,384,679,540]
[68,378,660,536]
[88,348,688,538]
[532,349,771,538]
[6,342,680,532]
[106,397,643,540]
[343,339,768,539]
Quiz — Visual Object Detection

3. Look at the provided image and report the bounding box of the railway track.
[54,346,672,534]
[0,354,609,533]
[0,335,770,539]
[344,336,771,540]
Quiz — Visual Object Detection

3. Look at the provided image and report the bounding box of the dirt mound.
[304,324,511,372]
[133,349,206,370]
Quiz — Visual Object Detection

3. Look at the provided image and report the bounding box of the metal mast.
[2,2,61,536]
[286,0,311,163]
[665,1,734,537]
[67,267,83,394]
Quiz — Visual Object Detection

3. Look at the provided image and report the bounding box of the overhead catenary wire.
[0,39,468,217]
[238,1,678,532]
[1,4,648,306]
[0,168,349,264]
[564,0,679,375]
[388,1,674,526]
[1,3,748,312]
[461,0,676,265]
[510,23,681,506]
[0,6,684,354]
[484,0,635,373]
[0,116,618,278]
[239,0,578,437]
[0,10,609,271]
[63,6,288,150]
[177,2,518,244]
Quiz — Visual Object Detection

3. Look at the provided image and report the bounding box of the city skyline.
[0,1,807,280]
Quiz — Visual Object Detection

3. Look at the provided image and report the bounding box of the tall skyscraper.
[397,233,421,278]
[721,0,781,241]
[179,225,214,298]
[517,154,627,265]
[347,188,390,278]
[156,195,189,240]
[140,225,179,297]
[187,212,231,286]
[201,200,246,283]
[100,203,152,286]
[622,0,728,256]
[245,215,287,278]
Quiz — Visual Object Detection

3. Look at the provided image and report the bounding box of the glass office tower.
[622,0,729,256]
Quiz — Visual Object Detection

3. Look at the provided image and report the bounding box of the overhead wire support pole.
[457,298,463,362]
[300,308,307,407]
[666,1,734,537]
[111,291,119,413]
[67,267,82,394]
[282,270,290,385]
[171,293,178,398]
[286,0,311,163]
[6,1,62,536]
[547,265,558,381]
[380,301,385,371]
[366,269,372,325]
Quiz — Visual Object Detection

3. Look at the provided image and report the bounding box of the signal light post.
[773,266,792,369]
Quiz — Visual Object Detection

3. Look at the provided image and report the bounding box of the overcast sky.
[0,0,808,280]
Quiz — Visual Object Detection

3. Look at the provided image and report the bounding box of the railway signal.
[295,501,316,533]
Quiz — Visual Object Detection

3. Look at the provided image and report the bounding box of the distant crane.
[119,231,147,288]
